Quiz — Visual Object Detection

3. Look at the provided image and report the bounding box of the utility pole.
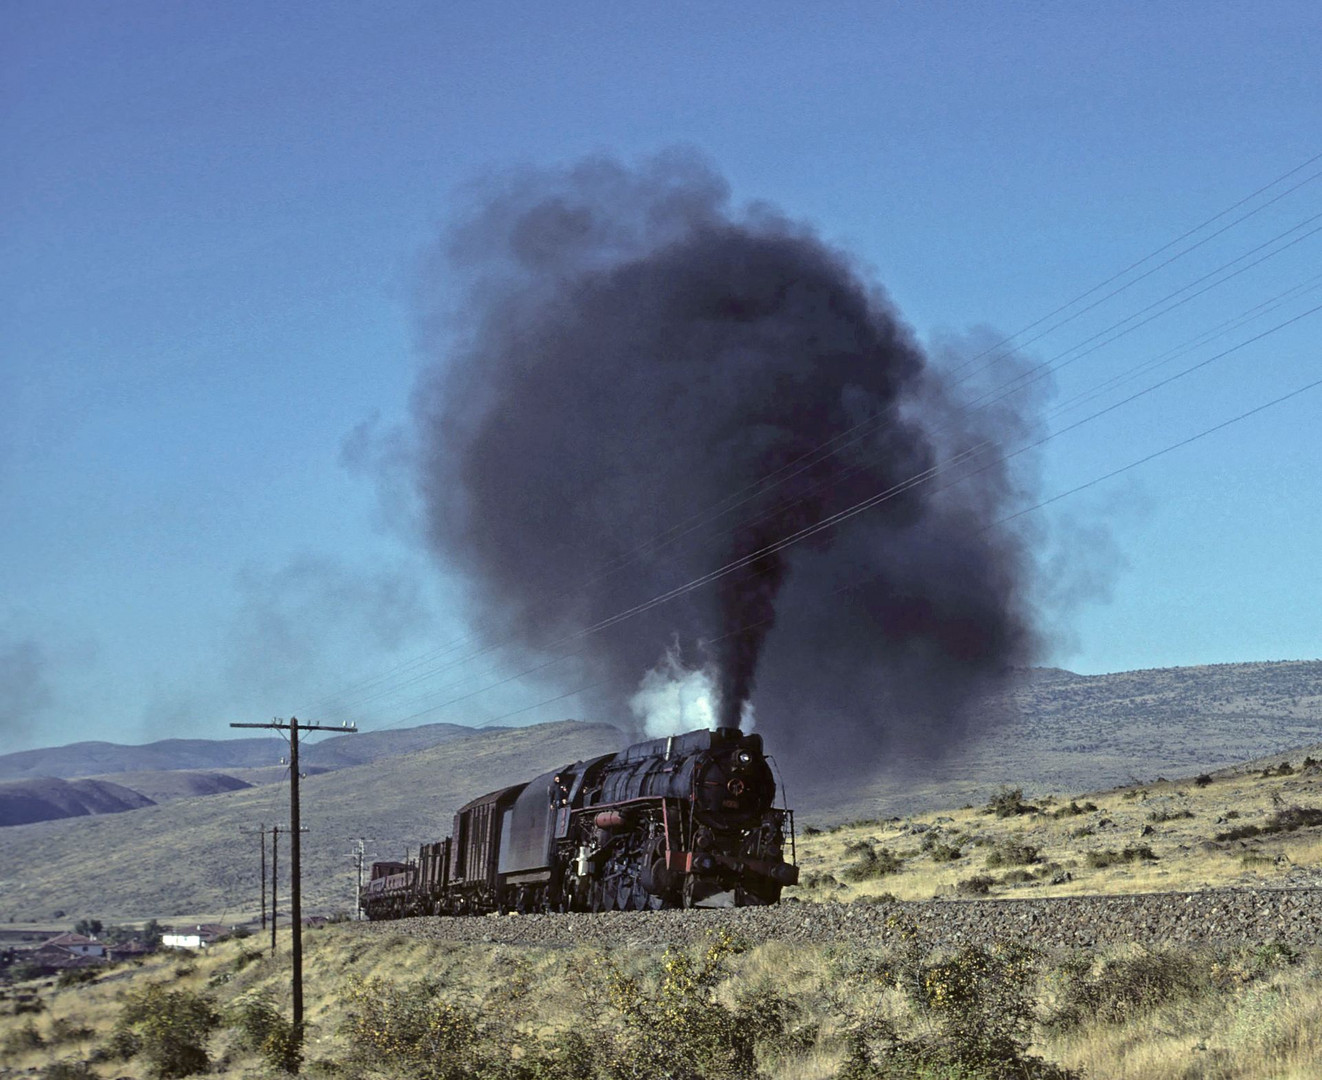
[343,838,374,920]
[270,825,279,955]
[231,716,356,1070]
[259,823,267,932]
[243,823,272,932]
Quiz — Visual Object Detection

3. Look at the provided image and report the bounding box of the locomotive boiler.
[359,726,797,918]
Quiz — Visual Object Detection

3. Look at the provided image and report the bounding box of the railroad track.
[350,885,1322,951]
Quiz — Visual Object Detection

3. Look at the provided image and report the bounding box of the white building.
[161,924,226,950]
[42,933,105,957]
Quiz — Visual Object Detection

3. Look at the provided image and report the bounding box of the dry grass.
[3,925,1322,1079]
[789,758,1322,903]
[1047,959,1322,1079]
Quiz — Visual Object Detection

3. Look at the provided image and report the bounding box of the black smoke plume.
[414,152,1042,775]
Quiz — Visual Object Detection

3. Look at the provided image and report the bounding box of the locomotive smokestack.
[413,151,1042,774]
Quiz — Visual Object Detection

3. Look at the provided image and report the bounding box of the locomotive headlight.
[734,749,753,768]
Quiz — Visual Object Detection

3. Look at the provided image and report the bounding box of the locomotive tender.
[359,726,798,918]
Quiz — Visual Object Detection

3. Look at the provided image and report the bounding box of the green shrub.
[1047,948,1208,1031]
[926,842,963,862]
[920,832,964,862]
[112,984,219,1078]
[101,1027,142,1061]
[47,1017,95,1045]
[601,931,762,1080]
[231,947,265,972]
[1270,805,1322,830]
[1218,823,1264,841]
[956,875,994,896]
[1146,809,1194,823]
[512,1028,601,1079]
[225,990,299,1072]
[1215,805,1322,842]
[984,787,1039,817]
[1085,846,1157,869]
[56,968,98,989]
[1051,801,1097,818]
[1195,773,1214,787]
[844,918,1078,1079]
[841,844,903,882]
[2,1019,45,1054]
[1247,940,1300,971]
[984,841,1039,868]
[340,976,513,1080]
[40,1063,93,1080]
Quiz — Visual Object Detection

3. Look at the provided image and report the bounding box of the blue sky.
[3,1,1320,752]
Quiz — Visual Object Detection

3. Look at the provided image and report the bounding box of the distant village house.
[161,924,229,950]
[42,933,105,957]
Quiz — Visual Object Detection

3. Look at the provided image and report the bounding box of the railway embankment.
[353,885,1322,951]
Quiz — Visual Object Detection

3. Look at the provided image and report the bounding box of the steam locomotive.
[359,726,798,918]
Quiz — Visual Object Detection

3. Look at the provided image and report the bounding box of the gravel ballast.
[348,886,1322,951]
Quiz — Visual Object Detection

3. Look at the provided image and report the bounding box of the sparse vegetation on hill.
[2,916,1320,1078]
[830,659,1322,822]
[790,751,1322,903]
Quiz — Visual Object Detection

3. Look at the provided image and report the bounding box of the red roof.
[44,933,100,947]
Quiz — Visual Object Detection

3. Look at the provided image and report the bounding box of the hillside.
[0,777,155,828]
[790,745,1322,905]
[0,722,478,827]
[816,659,1322,822]
[0,721,476,781]
[82,770,253,804]
[0,721,624,922]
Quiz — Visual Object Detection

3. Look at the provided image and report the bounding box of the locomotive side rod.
[231,716,357,1072]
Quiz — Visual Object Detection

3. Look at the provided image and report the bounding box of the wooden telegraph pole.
[242,824,270,932]
[270,824,279,955]
[259,823,267,932]
[231,716,356,1070]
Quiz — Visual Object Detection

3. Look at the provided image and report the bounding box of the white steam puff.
[630,646,754,737]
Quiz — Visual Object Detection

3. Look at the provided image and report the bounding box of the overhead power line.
[360,296,1322,730]
[298,149,1322,729]
[391,366,1322,731]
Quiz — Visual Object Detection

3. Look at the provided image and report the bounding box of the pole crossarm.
[229,721,358,732]
[228,716,356,1072]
